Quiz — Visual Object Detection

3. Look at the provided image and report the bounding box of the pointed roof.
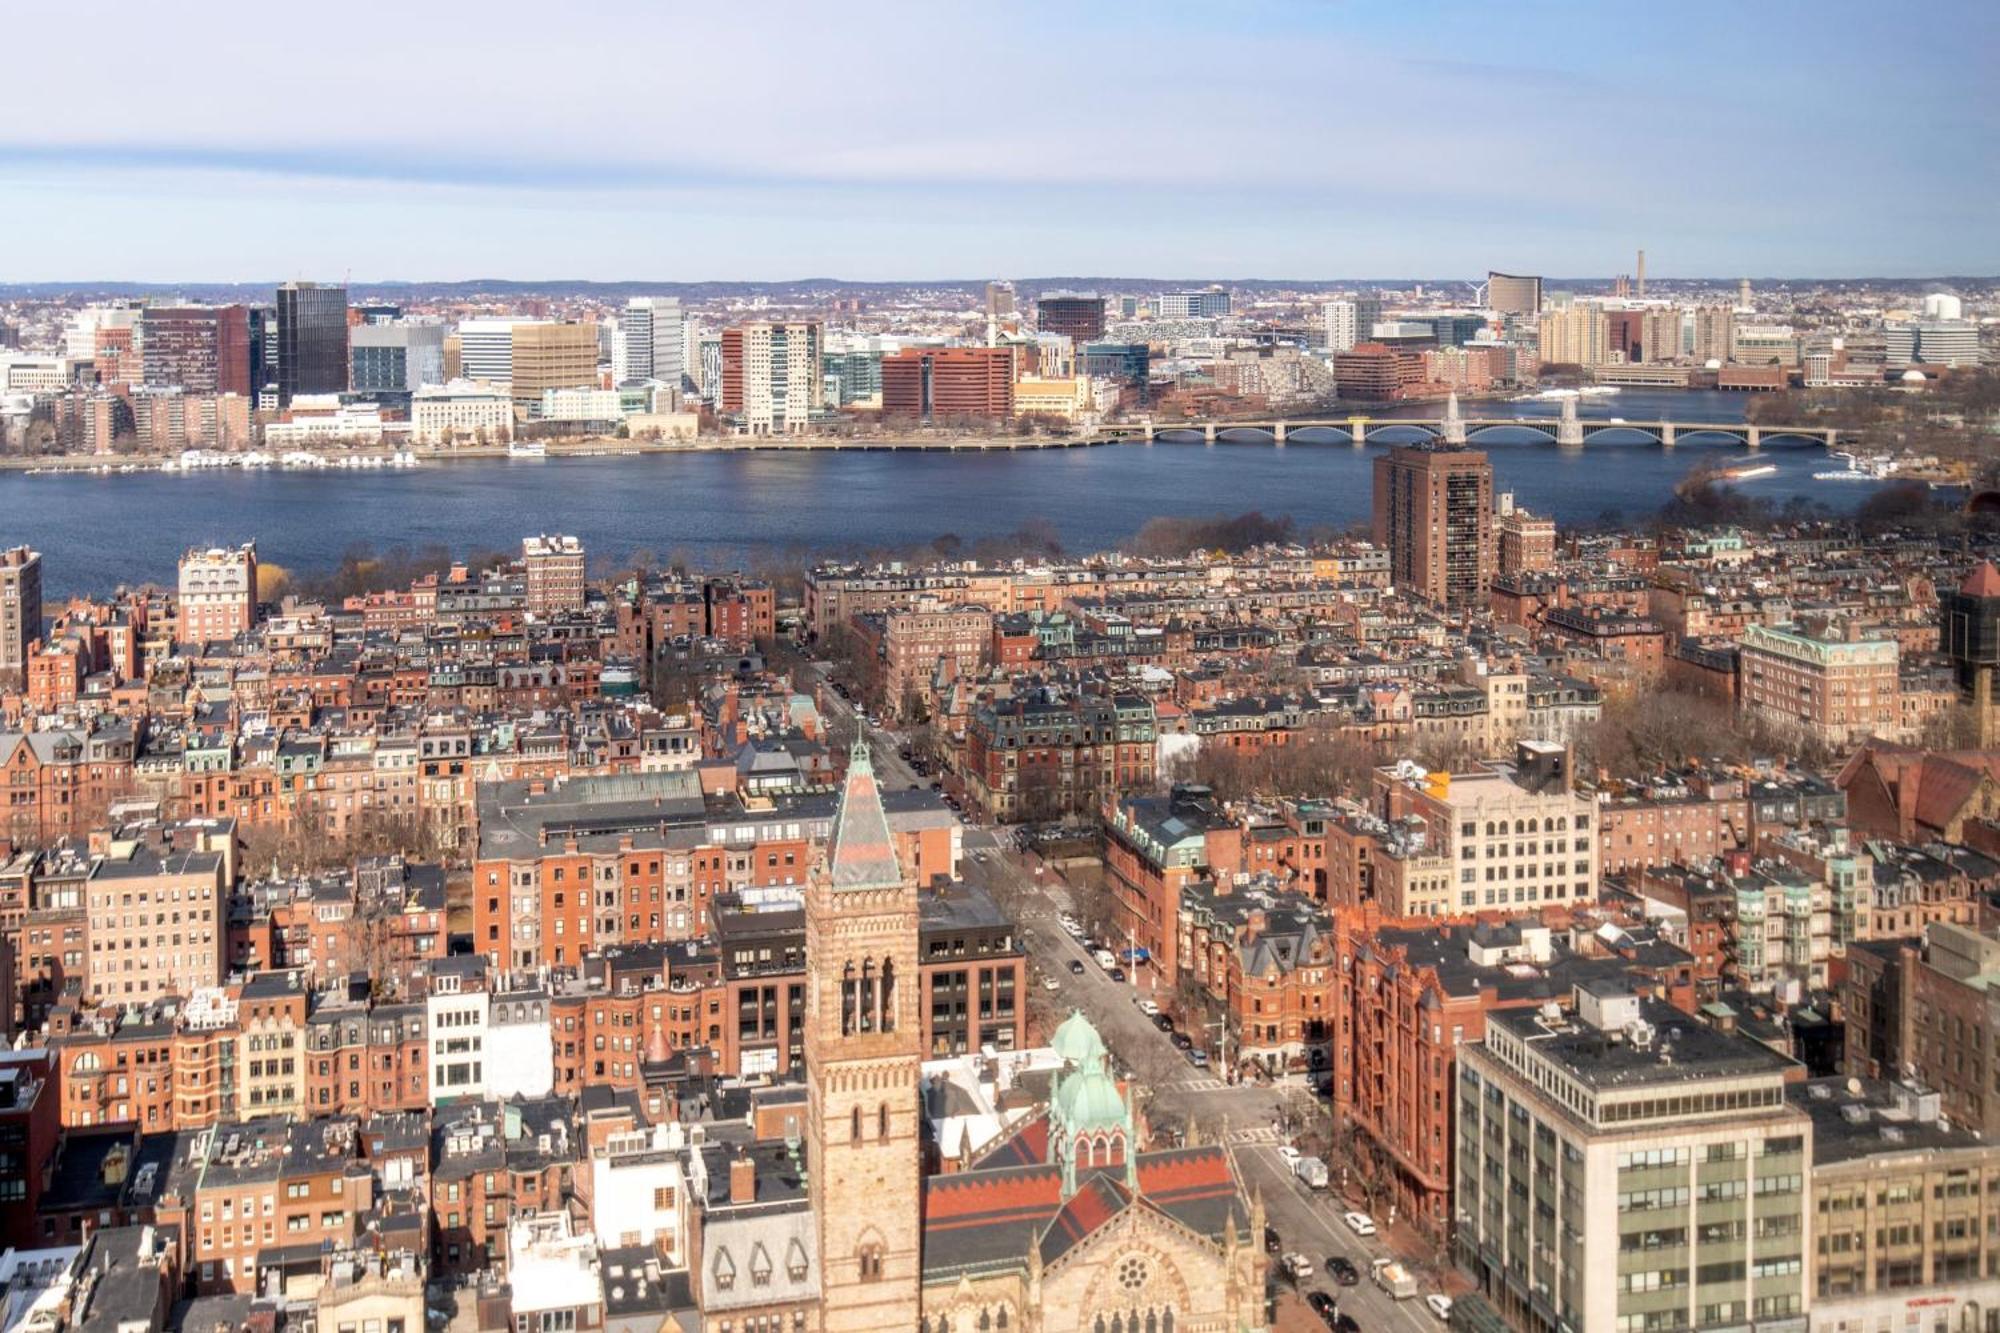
[1963,562,2000,598]
[827,742,904,890]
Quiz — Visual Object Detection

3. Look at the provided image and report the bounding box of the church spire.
[828,740,904,891]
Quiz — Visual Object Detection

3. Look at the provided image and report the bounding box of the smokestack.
[1636,249,1646,298]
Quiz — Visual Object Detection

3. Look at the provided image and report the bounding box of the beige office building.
[510,322,599,413]
[1457,985,1811,1333]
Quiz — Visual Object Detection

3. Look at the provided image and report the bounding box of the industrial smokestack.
[1636,249,1646,298]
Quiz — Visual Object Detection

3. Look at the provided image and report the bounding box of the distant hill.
[0,275,1990,302]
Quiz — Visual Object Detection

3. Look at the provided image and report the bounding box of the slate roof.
[828,745,903,890]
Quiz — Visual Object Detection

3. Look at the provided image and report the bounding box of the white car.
[1342,1211,1377,1238]
[1042,977,1061,991]
[1276,1144,1301,1167]
[1135,998,1160,1017]
[1425,1294,1453,1322]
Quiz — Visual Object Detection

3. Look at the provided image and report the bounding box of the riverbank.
[0,433,1128,471]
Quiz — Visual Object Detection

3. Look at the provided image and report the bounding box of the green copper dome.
[1050,1010,1107,1068]
[1054,1062,1127,1132]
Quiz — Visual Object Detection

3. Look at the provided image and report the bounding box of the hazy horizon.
[1,1,1992,282]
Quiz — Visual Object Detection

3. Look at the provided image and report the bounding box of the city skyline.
[1,1,1993,281]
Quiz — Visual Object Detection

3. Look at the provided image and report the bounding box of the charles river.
[5,390,1901,598]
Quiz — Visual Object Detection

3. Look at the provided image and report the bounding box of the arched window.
[879,1102,890,1141]
[851,1106,863,1144]
[995,1311,1009,1330]
[857,1244,884,1281]
[1161,1312,1173,1333]
[881,958,897,1032]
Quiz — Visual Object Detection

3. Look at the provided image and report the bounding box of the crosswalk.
[1227,1125,1283,1145]
[1169,1075,1228,1093]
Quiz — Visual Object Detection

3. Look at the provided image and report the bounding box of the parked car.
[1326,1256,1360,1287]
[1152,1014,1175,1033]
[1342,1212,1377,1238]
[1135,998,1160,1017]
[1108,967,1127,983]
[1263,1225,1281,1254]
[1276,1145,1302,1167]
[1425,1294,1454,1322]
[1281,1253,1314,1282]
[1306,1291,1338,1320]
[1332,1315,1360,1333]
[1041,976,1061,991]
[1185,1048,1209,1068]
[1171,1032,1193,1050]
[1068,960,1086,976]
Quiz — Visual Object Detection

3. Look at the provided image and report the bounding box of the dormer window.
[711,1248,735,1291]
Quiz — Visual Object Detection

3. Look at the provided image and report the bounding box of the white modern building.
[485,986,554,1099]
[1155,287,1232,319]
[426,969,489,1104]
[1914,319,1980,367]
[589,1122,692,1261]
[621,296,684,387]
[1323,299,1358,352]
[456,317,535,383]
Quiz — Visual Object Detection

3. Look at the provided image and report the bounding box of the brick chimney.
[729,1152,755,1205]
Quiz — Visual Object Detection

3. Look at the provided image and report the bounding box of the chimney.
[729,1152,755,1205]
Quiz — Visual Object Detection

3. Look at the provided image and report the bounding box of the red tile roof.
[1963,562,2000,598]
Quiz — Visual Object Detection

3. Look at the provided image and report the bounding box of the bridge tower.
[1348,417,1368,447]
[1142,423,1156,443]
[1556,394,1584,448]
[1442,392,1467,446]
[1823,428,1837,449]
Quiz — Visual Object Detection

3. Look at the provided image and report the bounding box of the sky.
[0,1,1993,283]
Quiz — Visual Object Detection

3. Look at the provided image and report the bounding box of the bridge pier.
[1273,422,1287,445]
[1659,422,1675,448]
[1556,396,1584,448]
[1746,427,1761,450]
[1203,424,1217,446]
[1823,428,1836,449]
[1142,423,1156,443]
[1348,417,1367,447]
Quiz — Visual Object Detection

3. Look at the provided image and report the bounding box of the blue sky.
[0,1,1992,281]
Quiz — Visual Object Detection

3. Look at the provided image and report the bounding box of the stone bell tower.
[805,743,923,1331]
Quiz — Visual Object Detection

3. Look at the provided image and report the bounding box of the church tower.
[806,743,923,1331]
[1944,562,2000,746]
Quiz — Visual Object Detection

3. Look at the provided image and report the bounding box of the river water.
[2,390,1890,597]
